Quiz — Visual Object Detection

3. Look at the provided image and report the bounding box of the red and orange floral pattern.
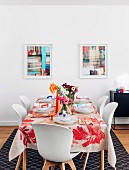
[73,125,105,147]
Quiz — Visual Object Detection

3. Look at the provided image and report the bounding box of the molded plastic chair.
[102,102,118,131]
[97,96,109,117]
[19,95,31,114]
[33,124,79,170]
[82,102,118,170]
[12,104,27,169]
[12,104,27,125]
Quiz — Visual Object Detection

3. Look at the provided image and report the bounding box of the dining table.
[9,97,116,170]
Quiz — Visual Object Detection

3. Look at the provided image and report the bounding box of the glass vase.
[58,104,72,118]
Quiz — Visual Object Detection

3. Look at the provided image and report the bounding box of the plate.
[74,99,89,104]
[38,98,54,103]
[33,109,49,114]
[57,115,72,122]
[75,107,94,114]
[33,107,53,114]
[77,103,92,108]
[36,107,49,112]
[53,116,78,125]
[76,96,88,99]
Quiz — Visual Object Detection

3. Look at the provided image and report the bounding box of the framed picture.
[80,44,107,78]
[24,44,52,78]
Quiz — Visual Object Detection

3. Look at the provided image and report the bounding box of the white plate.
[75,107,94,114]
[78,103,91,108]
[36,107,49,111]
[38,98,54,103]
[57,115,72,122]
[74,99,89,104]
[34,107,53,114]
[76,96,88,99]
[34,108,49,114]
[53,116,78,125]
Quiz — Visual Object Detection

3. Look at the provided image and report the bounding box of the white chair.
[19,95,31,114]
[82,102,118,170]
[97,96,109,117]
[33,124,79,170]
[12,104,27,169]
[12,104,27,125]
[102,102,118,131]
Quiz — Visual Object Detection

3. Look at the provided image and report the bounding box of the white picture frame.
[80,44,108,79]
[24,44,52,79]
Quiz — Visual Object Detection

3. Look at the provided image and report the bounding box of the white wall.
[1,0,129,5]
[0,5,129,125]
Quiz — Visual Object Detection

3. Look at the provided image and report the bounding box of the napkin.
[78,119,93,125]
[30,113,45,118]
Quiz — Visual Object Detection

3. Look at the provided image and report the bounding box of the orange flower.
[49,83,58,94]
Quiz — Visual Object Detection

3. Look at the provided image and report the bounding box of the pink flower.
[75,87,78,93]
[57,95,73,105]
[68,98,72,104]
[57,96,63,101]
[62,96,67,101]
[69,98,72,102]
[63,100,69,105]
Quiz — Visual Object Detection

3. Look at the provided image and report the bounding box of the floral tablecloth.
[9,99,116,168]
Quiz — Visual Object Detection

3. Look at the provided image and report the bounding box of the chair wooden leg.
[42,160,76,170]
[82,152,89,170]
[65,160,76,170]
[100,150,104,170]
[42,164,50,170]
[42,160,58,170]
[42,160,46,170]
[50,166,55,170]
[23,149,26,170]
[59,163,65,170]
[80,152,84,159]
[42,160,50,170]
[15,153,23,170]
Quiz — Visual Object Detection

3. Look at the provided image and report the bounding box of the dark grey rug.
[0,129,129,170]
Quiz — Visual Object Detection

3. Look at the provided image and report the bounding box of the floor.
[0,125,129,154]
[112,125,129,153]
[0,126,18,149]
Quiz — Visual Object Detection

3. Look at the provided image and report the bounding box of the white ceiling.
[0,0,129,5]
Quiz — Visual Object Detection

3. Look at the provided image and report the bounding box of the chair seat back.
[33,124,73,162]
[19,95,31,114]
[97,96,109,117]
[102,102,118,131]
[12,104,27,125]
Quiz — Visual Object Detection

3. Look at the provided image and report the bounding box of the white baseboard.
[112,117,129,124]
[0,121,18,126]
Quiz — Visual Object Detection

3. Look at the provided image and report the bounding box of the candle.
[56,90,60,113]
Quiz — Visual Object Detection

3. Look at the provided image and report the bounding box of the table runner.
[9,99,116,168]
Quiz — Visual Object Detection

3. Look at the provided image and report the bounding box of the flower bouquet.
[49,83,78,118]
[58,83,78,106]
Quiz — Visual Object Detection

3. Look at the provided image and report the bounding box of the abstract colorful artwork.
[24,44,52,78]
[80,44,107,78]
